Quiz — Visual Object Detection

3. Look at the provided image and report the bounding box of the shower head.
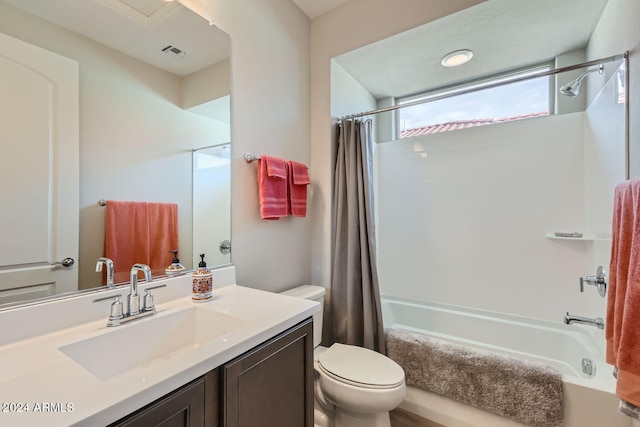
[559,64,604,97]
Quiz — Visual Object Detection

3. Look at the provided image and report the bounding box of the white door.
[0,32,79,305]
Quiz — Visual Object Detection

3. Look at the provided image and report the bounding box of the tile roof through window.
[399,111,549,139]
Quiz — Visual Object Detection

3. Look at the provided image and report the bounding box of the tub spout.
[564,312,604,329]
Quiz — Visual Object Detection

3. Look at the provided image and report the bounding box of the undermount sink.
[59,307,249,381]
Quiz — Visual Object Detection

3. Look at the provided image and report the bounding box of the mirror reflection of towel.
[104,200,178,283]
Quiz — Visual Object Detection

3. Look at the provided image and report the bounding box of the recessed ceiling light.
[441,49,474,67]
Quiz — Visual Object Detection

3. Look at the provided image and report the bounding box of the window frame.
[395,62,555,139]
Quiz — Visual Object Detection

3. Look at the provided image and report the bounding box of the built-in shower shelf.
[545,233,594,241]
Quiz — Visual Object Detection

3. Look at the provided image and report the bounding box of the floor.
[390,408,445,427]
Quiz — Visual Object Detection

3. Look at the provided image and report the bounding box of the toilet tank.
[280,285,325,348]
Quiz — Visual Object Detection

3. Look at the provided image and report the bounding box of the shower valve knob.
[579,266,607,297]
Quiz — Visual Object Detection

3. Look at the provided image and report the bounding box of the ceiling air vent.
[162,45,186,59]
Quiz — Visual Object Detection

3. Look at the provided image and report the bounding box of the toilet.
[281,285,406,427]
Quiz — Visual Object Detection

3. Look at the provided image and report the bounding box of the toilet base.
[314,402,391,427]
[314,406,333,427]
[335,408,391,427]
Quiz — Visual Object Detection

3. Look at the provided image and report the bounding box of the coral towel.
[288,160,310,217]
[104,200,178,283]
[607,178,640,406]
[258,155,288,219]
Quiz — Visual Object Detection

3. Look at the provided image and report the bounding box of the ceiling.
[3,0,610,100]
[1,0,230,76]
[333,0,611,99]
[292,0,349,19]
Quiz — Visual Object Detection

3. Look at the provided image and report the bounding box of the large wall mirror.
[0,0,231,308]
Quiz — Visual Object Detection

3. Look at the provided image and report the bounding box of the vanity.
[0,266,319,427]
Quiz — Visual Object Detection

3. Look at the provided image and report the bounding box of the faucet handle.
[142,284,167,312]
[579,266,607,297]
[93,294,124,326]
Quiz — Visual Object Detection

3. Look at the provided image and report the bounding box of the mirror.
[0,0,231,308]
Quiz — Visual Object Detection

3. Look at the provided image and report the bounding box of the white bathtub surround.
[377,66,625,323]
[382,296,632,427]
[387,329,563,427]
[376,113,589,322]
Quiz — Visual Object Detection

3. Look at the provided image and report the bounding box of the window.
[397,65,552,139]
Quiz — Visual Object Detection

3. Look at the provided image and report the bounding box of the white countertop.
[0,270,319,426]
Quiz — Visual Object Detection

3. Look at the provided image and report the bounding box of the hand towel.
[258,155,288,219]
[607,178,640,407]
[104,200,178,283]
[617,369,640,409]
[287,160,310,217]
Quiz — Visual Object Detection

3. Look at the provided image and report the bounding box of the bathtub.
[381,295,631,427]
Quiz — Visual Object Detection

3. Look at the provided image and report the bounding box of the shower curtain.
[330,118,386,354]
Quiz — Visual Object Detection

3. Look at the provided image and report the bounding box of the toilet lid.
[318,343,405,387]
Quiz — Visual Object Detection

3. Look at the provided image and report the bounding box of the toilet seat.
[317,343,405,389]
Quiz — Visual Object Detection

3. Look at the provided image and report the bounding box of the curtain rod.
[339,51,628,120]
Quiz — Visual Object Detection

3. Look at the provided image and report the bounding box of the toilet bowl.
[280,285,406,427]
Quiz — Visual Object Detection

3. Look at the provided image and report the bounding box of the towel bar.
[244,153,261,163]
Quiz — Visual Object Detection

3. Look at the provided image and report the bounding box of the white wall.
[182,58,230,110]
[205,0,312,292]
[586,0,640,178]
[331,61,377,118]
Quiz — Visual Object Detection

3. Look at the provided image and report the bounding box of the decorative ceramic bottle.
[192,253,213,302]
[165,250,186,275]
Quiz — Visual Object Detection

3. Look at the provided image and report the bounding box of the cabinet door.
[110,376,207,427]
[223,318,314,427]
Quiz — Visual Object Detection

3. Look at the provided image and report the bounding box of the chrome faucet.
[93,263,165,327]
[95,257,115,288]
[128,263,152,315]
[579,266,607,297]
[564,312,604,329]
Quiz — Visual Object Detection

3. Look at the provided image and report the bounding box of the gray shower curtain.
[329,118,386,354]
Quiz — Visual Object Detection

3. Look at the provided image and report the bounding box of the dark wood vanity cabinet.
[108,372,215,427]
[110,318,313,427]
[222,318,314,427]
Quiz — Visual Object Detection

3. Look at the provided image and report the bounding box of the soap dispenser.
[192,253,213,302]
[165,250,186,275]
